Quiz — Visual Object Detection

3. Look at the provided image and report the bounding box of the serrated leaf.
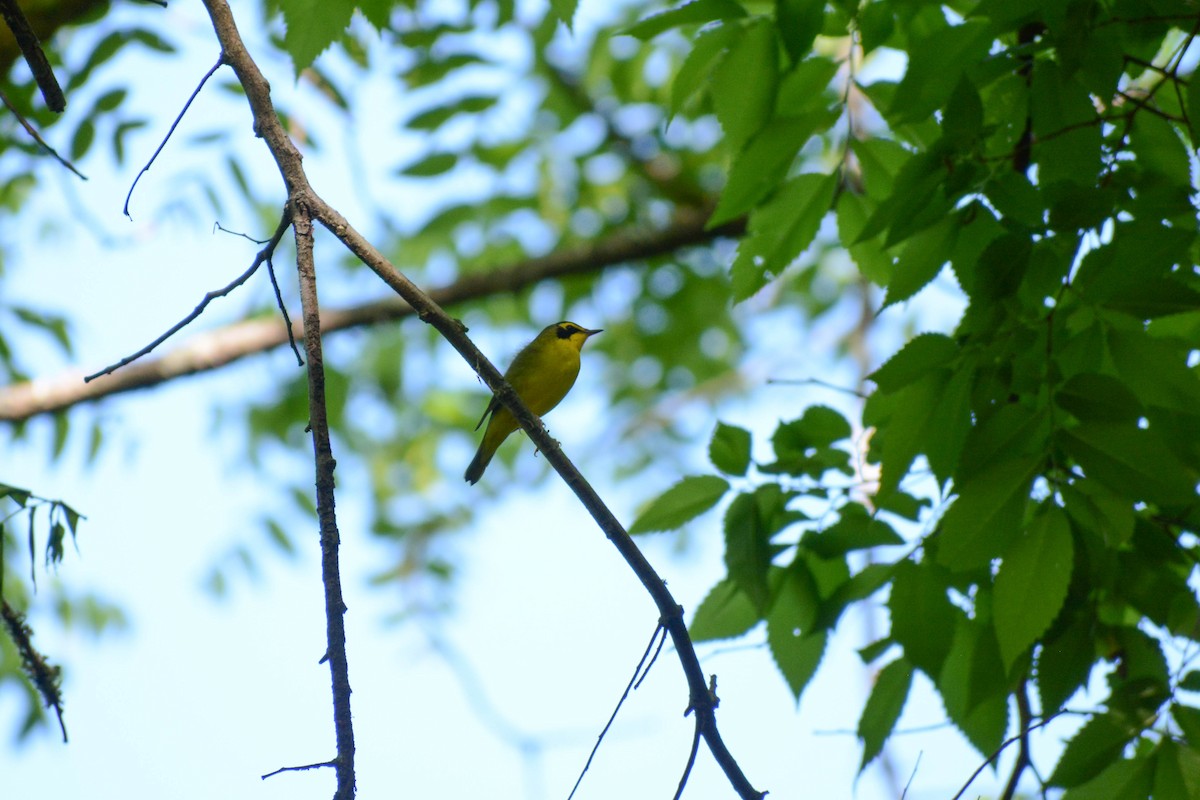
[889,20,993,124]
[1037,612,1096,712]
[1059,421,1199,507]
[690,577,759,641]
[937,618,1009,756]
[1050,713,1139,788]
[547,0,578,29]
[857,658,913,771]
[709,422,752,476]
[888,560,955,676]
[711,19,779,153]
[804,503,903,558]
[1060,754,1153,800]
[768,566,826,699]
[869,333,958,393]
[994,506,1073,669]
[775,0,824,63]
[710,117,832,228]
[730,171,837,301]
[1055,373,1145,422]
[280,0,355,74]
[669,22,741,115]
[937,456,1038,571]
[623,0,747,40]
[629,475,729,534]
[881,215,957,307]
[724,489,775,610]
[768,624,826,701]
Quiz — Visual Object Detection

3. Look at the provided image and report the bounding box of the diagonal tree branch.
[201,0,764,797]
[0,209,742,423]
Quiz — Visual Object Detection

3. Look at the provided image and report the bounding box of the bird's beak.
[584,328,603,337]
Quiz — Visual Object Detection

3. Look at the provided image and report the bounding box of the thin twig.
[291,196,357,800]
[124,53,224,219]
[0,86,85,178]
[672,722,702,800]
[950,710,1066,800]
[568,624,667,800]
[900,751,921,799]
[84,212,292,382]
[213,217,302,364]
[261,760,335,780]
[1001,682,1035,800]
[0,0,64,112]
[1,599,67,742]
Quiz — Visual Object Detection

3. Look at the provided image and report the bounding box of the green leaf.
[407,95,496,130]
[775,0,824,63]
[1037,611,1097,712]
[730,172,838,300]
[937,456,1039,571]
[669,23,741,115]
[775,57,839,115]
[710,115,835,227]
[1188,62,1200,147]
[280,0,355,74]
[690,577,759,641]
[1031,61,1102,187]
[1055,373,1145,423]
[623,0,747,41]
[857,658,912,771]
[888,20,994,124]
[397,152,458,178]
[768,568,827,699]
[547,0,578,29]
[803,503,903,558]
[724,488,778,611]
[1061,756,1153,800]
[629,475,730,534]
[764,405,853,477]
[868,333,958,393]
[888,560,956,677]
[709,422,752,476]
[70,121,95,161]
[1059,421,1199,508]
[1050,713,1139,788]
[1152,738,1200,800]
[880,216,957,307]
[937,617,1009,756]
[711,19,779,154]
[994,506,1074,669]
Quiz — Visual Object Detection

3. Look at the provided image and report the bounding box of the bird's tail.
[464,442,493,485]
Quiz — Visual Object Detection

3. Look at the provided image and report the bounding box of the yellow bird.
[464,321,603,484]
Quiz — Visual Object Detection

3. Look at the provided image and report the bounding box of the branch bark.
[0,208,742,423]
[200,0,765,796]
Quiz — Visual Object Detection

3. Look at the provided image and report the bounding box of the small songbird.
[464,321,603,484]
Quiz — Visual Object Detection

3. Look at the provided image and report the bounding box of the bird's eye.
[557,324,578,339]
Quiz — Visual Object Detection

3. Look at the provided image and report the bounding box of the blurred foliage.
[1,0,1200,794]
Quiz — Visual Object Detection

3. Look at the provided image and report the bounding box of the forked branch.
[200,0,764,797]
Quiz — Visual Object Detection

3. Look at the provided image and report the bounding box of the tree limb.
[201,0,764,796]
[0,208,741,423]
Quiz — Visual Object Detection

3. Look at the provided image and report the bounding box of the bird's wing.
[474,395,500,431]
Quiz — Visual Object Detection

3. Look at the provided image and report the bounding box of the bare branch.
[83,211,292,382]
[0,85,84,178]
[0,208,739,422]
[261,760,335,780]
[202,0,764,795]
[0,0,64,112]
[291,197,356,800]
[568,624,667,800]
[124,53,224,219]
